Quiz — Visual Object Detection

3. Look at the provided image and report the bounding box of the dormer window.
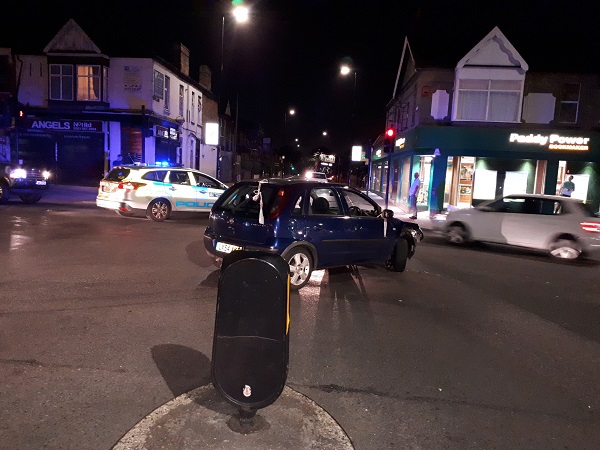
[455,79,522,122]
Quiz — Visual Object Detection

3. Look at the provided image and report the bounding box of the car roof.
[233,177,345,187]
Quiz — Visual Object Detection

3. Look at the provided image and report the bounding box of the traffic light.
[384,127,395,152]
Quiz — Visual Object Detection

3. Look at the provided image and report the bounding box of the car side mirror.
[382,209,394,219]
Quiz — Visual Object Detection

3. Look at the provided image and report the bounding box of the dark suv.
[204,178,424,290]
[0,162,51,204]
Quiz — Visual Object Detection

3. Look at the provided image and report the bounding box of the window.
[558,83,580,123]
[400,103,409,130]
[455,79,521,122]
[103,66,108,102]
[179,84,184,117]
[198,95,202,123]
[164,75,171,111]
[191,92,195,123]
[142,171,168,182]
[168,170,190,185]
[77,65,100,101]
[309,188,342,215]
[49,64,73,100]
[153,70,164,99]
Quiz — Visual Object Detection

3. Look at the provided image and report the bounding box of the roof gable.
[457,26,528,70]
[43,19,102,55]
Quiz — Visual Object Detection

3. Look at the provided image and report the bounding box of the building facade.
[372,27,600,214]
[2,19,227,185]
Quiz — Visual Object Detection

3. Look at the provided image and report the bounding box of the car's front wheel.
[447,223,470,245]
[282,247,313,290]
[390,238,409,272]
[19,193,43,204]
[549,238,581,260]
[146,199,171,222]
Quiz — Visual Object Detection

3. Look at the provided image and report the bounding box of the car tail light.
[581,222,600,233]
[268,187,290,220]
[117,182,146,190]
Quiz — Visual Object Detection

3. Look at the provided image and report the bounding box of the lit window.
[455,79,521,122]
[77,65,101,101]
[49,64,73,101]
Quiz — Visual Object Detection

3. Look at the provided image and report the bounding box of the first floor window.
[49,64,74,100]
[456,79,521,122]
[77,65,101,101]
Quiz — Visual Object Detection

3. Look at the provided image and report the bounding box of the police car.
[96,164,228,221]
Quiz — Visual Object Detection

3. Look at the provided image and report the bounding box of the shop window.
[102,66,108,102]
[558,83,580,124]
[455,79,521,122]
[153,70,164,100]
[76,65,101,101]
[49,64,74,101]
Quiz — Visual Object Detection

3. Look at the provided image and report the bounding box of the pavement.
[24,184,439,449]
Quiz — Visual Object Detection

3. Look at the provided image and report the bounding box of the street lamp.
[218,3,249,180]
[284,108,295,127]
[340,64,357,118]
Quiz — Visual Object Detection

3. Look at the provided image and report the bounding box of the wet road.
[1,203,600,449]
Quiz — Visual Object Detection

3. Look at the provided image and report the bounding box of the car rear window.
[215,183,280,219]
[105,167,131,181]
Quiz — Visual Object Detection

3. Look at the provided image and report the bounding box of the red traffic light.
[385,128,395,139]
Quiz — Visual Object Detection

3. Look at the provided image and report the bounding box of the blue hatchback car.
[203,178,424,290]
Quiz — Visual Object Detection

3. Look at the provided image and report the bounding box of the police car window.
[142,171,167,182]
[169,171,190,185]
[106,168,131,181]
[192,172,218,188]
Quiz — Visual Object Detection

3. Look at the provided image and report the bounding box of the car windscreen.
[215,183,279,219]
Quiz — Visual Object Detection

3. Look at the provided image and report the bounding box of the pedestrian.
[408,172,420,219]
[112,154,124,168]
[559,175,575,197]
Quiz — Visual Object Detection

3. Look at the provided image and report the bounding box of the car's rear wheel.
[282,247,312,290]
[0,181,9,204]
[447,223,469,245]
[19,193,43,204]
[549,239,581,260]
[391,238,408,272]
[146,199,171,222]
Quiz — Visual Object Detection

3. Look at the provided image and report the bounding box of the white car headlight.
[10,168,27,179]
[43,170,51,180]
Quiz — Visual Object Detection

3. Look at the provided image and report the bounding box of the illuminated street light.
[340,63,357,118]
[322,131,328,136]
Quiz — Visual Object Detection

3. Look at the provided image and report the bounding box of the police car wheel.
[0,181,9,204]
[146,199,171,222]
[282,247,312,290]
[19,193,43,204]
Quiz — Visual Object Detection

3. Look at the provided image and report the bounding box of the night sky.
[2,0,599,161]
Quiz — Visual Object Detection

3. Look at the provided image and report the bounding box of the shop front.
[370,126,600,214]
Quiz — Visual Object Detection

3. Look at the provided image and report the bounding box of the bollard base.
[227,408,270,434]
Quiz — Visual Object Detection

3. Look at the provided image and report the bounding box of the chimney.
[199,65,212,91]
[172,43,190,77]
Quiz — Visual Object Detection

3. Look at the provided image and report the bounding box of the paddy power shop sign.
[509,133,590,151]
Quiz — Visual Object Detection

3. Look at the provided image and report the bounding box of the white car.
[96,164,228,221]
[444,194,600,260]
[304,171,329,182]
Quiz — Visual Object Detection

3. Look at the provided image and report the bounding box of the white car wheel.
[550,239,581,260]
[447,224,468,245]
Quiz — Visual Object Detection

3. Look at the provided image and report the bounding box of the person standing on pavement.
[408,172,420,219]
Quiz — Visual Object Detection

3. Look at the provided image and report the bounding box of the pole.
[220,15,224,114]
[384,153,391,209]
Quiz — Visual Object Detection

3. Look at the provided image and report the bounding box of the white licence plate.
[36,180,46,185]
[215,242,242,253]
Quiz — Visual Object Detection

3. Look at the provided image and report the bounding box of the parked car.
[0,161,51,204]
[444,194,600,260]
[96,164,228,221]
[203,178,424,290]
